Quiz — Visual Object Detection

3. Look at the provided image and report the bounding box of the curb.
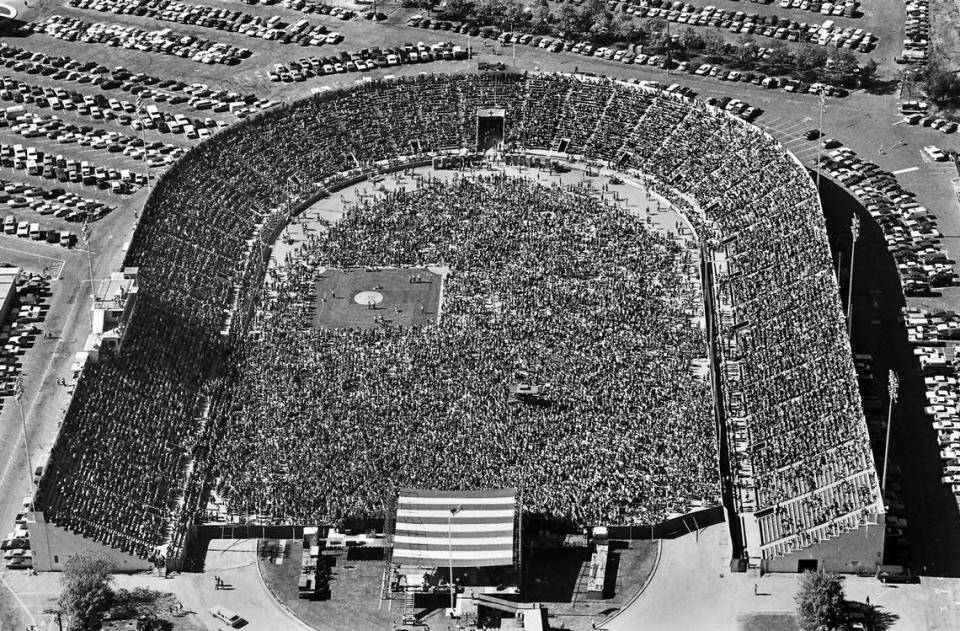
[599,539,663,630]
[254,541,317,631]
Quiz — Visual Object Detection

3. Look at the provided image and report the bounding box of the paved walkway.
[1,539,315,631]
[113,539,314,631]
[604,524,960,631]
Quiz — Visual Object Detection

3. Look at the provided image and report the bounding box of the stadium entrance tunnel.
[818,174,960,577]
[476,108,505,151]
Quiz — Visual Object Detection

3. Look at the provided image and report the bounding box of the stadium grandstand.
[24,72,882,575]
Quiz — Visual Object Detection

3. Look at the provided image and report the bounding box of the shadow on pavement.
[819,175,960,577]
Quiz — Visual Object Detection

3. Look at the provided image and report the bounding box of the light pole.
[447,504,461,615]
[134,94,151,215]
[882,370,899,497]
[82,218,95,301]
[14,375,36,511]
[815,88,826,196]
[847,214,860,338]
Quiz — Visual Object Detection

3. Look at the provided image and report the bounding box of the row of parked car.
[0,143,147,194]
[29,15,253,65]
[898,101,959,135]
[2,511,32,570]
[1,82,228,144]
[2,216,78,247]
[1,109,187,168]
[901,0,929,65]
[900,308,960,499]
[0,66,251,143]
[69,0,342,48]
[619,3,876,51]
[0,42,273,119]
[775,0,859,16]
[817,143,955,294]
[279,0,356,20]
[0,179,113,222]
[693,62,849,96]
[271,40,469,82]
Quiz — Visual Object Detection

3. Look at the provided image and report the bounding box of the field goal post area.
[477,108,506,152]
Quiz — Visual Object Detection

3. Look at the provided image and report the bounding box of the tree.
[764,41,796,75]
[795,571,846,631]
[610,12,635,40]
[860,58,879,87]
[646,18,670,50]
[589,9,612,36]
[110,587,177,620]
[923,55,960,103]
[679,26,704,51]
[795,44,827,72]
[702,30,726,61]
[59,551,114,631]
[832,49,859,86]
[529,0,551,34]
[440,0,475,20]
[734,35,758,65]
[557,3,581,34]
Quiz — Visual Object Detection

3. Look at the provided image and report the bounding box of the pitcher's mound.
[353,291,384,306]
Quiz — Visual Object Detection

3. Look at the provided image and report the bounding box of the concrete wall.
[27,512,153,573]
[762,515,885,574]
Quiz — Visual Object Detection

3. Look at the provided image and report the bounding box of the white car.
[924,145,947,161]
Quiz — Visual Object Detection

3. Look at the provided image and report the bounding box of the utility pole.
[14,375,36,511]
[847,214,860,338]
[882,371,899,498]
[135,93,151,216]
[815,88,826,196]
[82,218,95,301]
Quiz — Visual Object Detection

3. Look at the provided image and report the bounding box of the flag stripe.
[394,535,514,546]
[397,509,515,519]
[396,524,513,535]
[394,515,514,526]
[394,549,515,561]
[399,497,516,507]
[400,488,515,499]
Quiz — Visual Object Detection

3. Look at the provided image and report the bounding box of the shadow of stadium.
[819,175,960,578]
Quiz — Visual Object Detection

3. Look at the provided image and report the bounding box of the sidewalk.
[605,524,960,631]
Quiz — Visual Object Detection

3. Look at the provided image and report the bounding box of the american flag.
[393,488,515,568]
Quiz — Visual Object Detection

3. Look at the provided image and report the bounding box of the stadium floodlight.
[82,218,96,301]
[448,504,462,615]
[847,214,860,337]
[882,371,899,497]
[815,88,827,196]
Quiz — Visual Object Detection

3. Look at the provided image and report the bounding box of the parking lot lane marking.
[892,166,921,175]
[0,574,37,629]
[0,245,68,264]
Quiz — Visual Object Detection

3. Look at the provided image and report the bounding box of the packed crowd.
[211,175,717,526]
[33,73,876,561]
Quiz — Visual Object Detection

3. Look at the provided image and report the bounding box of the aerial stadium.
[19,72,884,592]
